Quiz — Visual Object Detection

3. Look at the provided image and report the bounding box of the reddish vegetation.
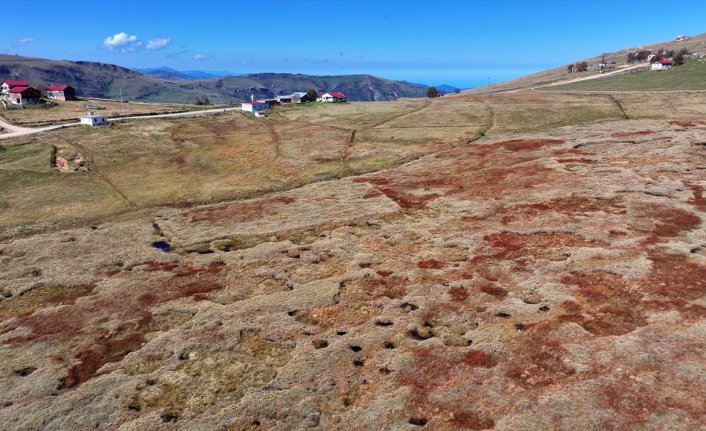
[688,184,706,211]
[556,158,595,164]
[481,231,603,261]
[448,286,470,301]
[560,250,706,335]
[401,346,498,429]
[183,196,296,223]
[636,205,701,241]
[504,196,625,224]
[478,283,508,298]
[504,323,576,387]
[669,119,705,128]
[488,139,565,152]
[418,259,445,270]
[5,261,226,388]
[348,274,408,300]
[64,326,148,388]
[612,130,655,138]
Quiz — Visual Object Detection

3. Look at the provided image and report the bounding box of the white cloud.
[15,37,35,46]
[194,53,210,61]
[103,32,141,53]
[146,36,171,51]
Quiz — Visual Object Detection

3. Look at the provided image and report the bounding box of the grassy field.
[0,98,200,127]
[545,58,706,92]
[2,91,705,236]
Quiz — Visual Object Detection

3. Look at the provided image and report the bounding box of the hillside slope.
[468,32,706,93]
[0,55,426,103]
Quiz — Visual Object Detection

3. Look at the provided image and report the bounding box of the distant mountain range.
[435,84,461,93]
[135,67,240,81]
[0,54,428,103]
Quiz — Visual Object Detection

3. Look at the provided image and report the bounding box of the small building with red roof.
[651,59,673,71]
[1,80,29,94]
[8,86,42,105]
[241,100,268,113]
[318,92,347,103]
[46,85,77,101]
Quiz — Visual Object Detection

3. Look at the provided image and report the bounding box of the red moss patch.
[183,196,296,223]
[478,283,508,298]
[688,184,706,211]
[556,158,596,164]
[612,130,655,138]
[5,261,226,388]
[504,323,576,387]
[636,205,700,241]
[669,119,705,128]
[448,286,470,301]
[488,139,565,152]
[418,259,445,270]
[401,346,498,429]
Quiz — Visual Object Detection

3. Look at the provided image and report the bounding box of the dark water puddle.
[151,241,171,252]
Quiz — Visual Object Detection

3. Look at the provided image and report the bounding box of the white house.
[1,80,29,94]
[317,92,347,103]
[241,100,268,112]
[651,59,673,71]
[80,112,108,126]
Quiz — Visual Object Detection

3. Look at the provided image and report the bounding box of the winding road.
[0,107,242,141]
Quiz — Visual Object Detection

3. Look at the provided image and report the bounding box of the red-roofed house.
[241,100,268,112]
[1,80,29,94]
[46,85,77,101]
[318,92,347,103]
[651,59,673,71]
[9,86,41,105]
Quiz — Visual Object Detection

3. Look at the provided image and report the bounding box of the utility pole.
[119,87,124,112]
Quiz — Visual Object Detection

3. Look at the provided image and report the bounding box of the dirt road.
[0,107,242,141]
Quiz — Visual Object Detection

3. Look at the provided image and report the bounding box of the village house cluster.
[241,90,347,117]
[0,79,76,106]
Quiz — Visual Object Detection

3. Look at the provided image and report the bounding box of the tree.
[673,52,685,65]
[567,64,575,73]
[426,87,438,98]
[627,52,637,63]
[636,50,650,61]
[454,88,461,94]
[575,61,588,72]
[601,53,608,63]
[305,88,317,102]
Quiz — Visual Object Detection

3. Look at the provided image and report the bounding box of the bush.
[426,87,438,98]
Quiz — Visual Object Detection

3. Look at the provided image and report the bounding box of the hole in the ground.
[375,320,393,327]
[336,330,348,336]
[379,367,392,375]
[539,305,550,312]
[400,302,419,312]
[287,310,298,317]
[408,329,434,341]
[14,367,36,377]
[161,412,179,423]
[151,241,171,252]
[353,359,365,367]
[515,323,525,331]
[312,339,329,349]
[409,417,428,426]
[349,345,362,352]
[496,311,511,318]
[383,341,395,349]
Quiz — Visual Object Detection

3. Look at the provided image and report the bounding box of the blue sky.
[2,0,705,88]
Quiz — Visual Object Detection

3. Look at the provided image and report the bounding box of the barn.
[9,86,42,105]
[46,85,77,101]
